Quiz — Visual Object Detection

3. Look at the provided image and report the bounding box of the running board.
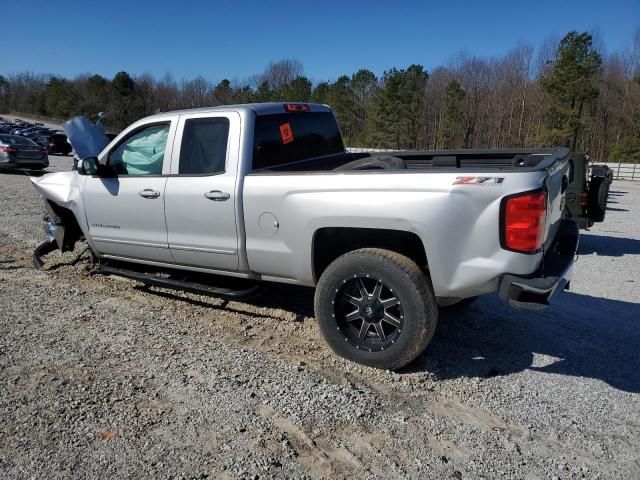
[99,264,263,300]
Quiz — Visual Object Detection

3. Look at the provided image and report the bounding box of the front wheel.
[314,248,438,370]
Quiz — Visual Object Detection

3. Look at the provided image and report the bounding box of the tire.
[334,155,405,171]
[588,176,608,222]
[314,248,437,370]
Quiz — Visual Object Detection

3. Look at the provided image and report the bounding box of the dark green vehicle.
[565,153,612,229]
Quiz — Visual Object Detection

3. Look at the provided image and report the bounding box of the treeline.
[1,30,639,161]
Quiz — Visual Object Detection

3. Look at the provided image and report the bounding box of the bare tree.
[260,59,304,90]
[154,73,179,112]
[179,76,211,108]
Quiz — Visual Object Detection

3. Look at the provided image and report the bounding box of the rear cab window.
[178,117,229,175]
[252,112,344,171]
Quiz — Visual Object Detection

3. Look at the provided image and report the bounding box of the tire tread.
[314,248,437,370]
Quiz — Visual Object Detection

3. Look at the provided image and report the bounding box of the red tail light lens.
[284,103,309,112]
[1,146,16,153]
[502,190,547,253]
[578,192,588,207]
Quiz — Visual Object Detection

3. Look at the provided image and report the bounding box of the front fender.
[30,171,98,260]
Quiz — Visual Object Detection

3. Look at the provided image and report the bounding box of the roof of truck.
[145,102,332,120]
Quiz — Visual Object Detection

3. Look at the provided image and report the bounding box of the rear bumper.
[499,219,579,310]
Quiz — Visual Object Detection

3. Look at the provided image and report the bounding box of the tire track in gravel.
[0,240,604,479]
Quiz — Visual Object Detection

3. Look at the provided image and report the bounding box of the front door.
[83,120,177,263]
[164,112,240,270]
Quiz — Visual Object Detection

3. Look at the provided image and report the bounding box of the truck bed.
[251,148,571,173]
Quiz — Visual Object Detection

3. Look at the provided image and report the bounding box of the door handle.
[139,189,160,199]
[204,190,231,201]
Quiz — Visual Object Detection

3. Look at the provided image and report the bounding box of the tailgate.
[542,152,571,252]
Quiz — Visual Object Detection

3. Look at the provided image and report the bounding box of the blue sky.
[5,0,639,84]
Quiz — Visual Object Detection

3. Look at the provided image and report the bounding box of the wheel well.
[312,227,428,281]
[45,201,83,252]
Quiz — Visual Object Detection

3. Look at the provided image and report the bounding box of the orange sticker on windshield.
[280,123,294,144]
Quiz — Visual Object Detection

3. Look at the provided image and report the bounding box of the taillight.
[502,190,547,253]
[284,103,309,112]
[1,146,16,153]
[578,192,588,207]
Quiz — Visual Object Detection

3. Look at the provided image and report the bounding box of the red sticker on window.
[280,123,294,144]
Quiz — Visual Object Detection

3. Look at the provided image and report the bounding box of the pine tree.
[440,80,465,148]
[540,31,602,150]
[367,65,428,149]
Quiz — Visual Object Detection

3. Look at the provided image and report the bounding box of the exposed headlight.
[42,215,57,241]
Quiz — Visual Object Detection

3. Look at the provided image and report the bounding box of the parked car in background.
[19,127,51,138]
[590,163,614,185]
[33,133,72,155]
[564,153,611,228]
[0,134,49,170]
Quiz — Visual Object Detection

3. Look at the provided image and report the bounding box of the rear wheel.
[314,248,437,370]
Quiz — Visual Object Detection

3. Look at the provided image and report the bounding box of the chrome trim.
[92,237,168,249]
[169,245,236,255]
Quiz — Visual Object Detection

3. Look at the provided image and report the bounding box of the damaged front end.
[31,172,86,269]
[31,114,110,269]
[32,216,59,268]
[32,208,83,269]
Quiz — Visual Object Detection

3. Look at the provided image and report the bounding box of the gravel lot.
[1,152,639,479]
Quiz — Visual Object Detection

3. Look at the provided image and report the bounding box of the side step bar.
[99,264,263,300]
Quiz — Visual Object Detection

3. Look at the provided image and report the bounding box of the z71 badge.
[453,176,505,186]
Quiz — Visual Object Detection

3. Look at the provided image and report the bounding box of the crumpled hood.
[63,116,109,160]
[30,171,84,209]
[30,171,91,267]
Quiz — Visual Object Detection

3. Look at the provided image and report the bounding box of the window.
[0,135,35,146]
[252,112,344,171]
[179,117,229,175]
[108,123,169,176]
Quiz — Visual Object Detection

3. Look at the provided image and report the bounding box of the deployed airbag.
[108,126,168,175]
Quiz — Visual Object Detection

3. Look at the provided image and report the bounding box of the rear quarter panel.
[243,170,549,297]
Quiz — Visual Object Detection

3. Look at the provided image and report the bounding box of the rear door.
[83,117,178,263]
[164,111,240,270]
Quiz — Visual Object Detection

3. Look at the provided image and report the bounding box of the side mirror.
[77,157,100,176]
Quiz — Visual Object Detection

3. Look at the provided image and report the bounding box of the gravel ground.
[1,151,639,479]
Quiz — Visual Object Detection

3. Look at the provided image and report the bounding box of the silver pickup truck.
[31,102,578,370]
